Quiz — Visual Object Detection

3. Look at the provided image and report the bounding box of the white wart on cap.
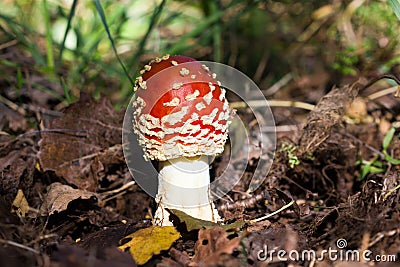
[132,55,230,161]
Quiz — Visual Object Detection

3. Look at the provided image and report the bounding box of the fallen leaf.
[192,227,241,266]
[169,209,246,232]
[119,226,180,265]
[40,182,97,215]
[0,142,35,203]
[11,189,30,217]
[169,209,218,231]
[38,94,124,191]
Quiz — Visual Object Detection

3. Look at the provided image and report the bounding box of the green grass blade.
[0,14,46,66]
[382,127,395,150]
[42,0,55,72]
[126,0,167,74]
[60,77,72,105]
[166,0,254,55]
[384,151,400,165]
[389,0,400,20]
[93,0,134,86]
[59,0,78,62]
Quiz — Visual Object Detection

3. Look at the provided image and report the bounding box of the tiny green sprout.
[281,142,300,168]
[307,152,315,161]
[382,127,400,165]
[357,127,400,180]
[356,157,385,181]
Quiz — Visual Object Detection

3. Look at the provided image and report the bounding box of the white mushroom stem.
[153,156,221,226]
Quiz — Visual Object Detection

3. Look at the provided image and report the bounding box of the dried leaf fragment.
[11,189,30,217]
[192,227,241,266]
[40,182,97,215]
[38,95,123,191]
[119,226,180,265]
[169,209,246,231]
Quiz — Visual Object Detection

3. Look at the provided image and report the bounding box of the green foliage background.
[0,0,399,107]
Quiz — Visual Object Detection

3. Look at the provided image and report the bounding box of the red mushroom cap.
[132,55,230,161]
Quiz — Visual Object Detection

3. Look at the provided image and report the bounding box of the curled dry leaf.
[119,226,180,265]
[40,182,97,216]
[192,227,241,266]
[38,94,124,191]
[298,81,363,155]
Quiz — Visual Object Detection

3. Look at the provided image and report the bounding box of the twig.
[261,124,304,133]
[0,95,26,116]
[0,39,18,50]
[339,131,385,158]
[383,184,400,200]
[0,239,39,254]
[264,73,293,96]
[368,229,398,247]
[18,129,87,138]
[99,180,136,201]
[230,99,315,111]
[253,51,270,83]
[250,200,295,223]
[361,74,400,92]
[367,85,399,100]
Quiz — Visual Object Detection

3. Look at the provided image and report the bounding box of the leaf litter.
[38,94,125,192]
[0,48,400,266]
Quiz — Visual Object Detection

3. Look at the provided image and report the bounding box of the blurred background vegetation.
[0,0,399,109]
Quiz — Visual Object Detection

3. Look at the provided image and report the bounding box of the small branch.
[264,73,293,96]
[230,100,315,111]
[361,74,400,92]
[249,200,295,223]
[0,39,18,50]
[383,184,400,200]
[0,239,39,254]
[367,85,398,100]
[99,180,136,202]
[0,95,26,116]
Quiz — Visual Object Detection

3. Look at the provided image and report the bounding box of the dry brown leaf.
[192,227,241,266]
[38,94,124,191]
[0,144,35,203]
[119,226,180,265]
[40,182,97,215]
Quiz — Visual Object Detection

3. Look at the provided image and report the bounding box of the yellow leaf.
[11,189,30,217]
[119,226,180,265]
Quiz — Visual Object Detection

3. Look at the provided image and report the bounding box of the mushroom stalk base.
[154,156,221,226]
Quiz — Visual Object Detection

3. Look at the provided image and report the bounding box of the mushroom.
[132,55,231,226]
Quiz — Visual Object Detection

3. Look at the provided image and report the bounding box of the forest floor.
[1,45,400,267]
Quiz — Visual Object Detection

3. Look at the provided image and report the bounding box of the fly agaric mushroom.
[132,55,230,226]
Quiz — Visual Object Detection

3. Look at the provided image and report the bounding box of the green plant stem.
[94,0,134,87]
[42,0,54,72]
[59,0,78,62]
[208,1,222,61]
[127,0,167,76]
